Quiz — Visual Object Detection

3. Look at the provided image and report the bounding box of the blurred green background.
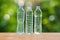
[0,0,60,32]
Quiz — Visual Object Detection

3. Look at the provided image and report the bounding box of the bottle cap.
[19,6,24,9]
[27,6,32,10]
[36,6,40,9]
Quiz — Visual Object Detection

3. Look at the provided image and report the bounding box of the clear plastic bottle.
[17,6,25,34]
[34,6,42,34]
[26,6,33,34]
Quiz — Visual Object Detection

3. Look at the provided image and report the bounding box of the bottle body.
[34,6,42,34]
[17,6,25,34]
[26,6,33,34]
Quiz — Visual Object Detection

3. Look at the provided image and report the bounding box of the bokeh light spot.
[4,14,10,20]
[49,15,55,21]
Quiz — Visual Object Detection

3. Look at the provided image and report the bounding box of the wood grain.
[0,33,60,40]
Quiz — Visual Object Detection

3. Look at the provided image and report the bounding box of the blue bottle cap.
[19,6,24,9]
[36,6,40,9]
[27,6,32,10]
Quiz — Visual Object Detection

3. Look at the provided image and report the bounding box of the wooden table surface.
[0,33,60,40]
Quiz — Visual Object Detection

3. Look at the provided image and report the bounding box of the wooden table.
[0,33,60,40]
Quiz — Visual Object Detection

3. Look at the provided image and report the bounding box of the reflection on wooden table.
[0,33,60,40]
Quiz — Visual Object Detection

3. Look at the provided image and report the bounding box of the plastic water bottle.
[26,6,33,34]
[17,6,25,34]
[34,6,42,34]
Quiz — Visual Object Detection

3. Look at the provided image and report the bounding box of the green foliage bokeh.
[0,0,60,32]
